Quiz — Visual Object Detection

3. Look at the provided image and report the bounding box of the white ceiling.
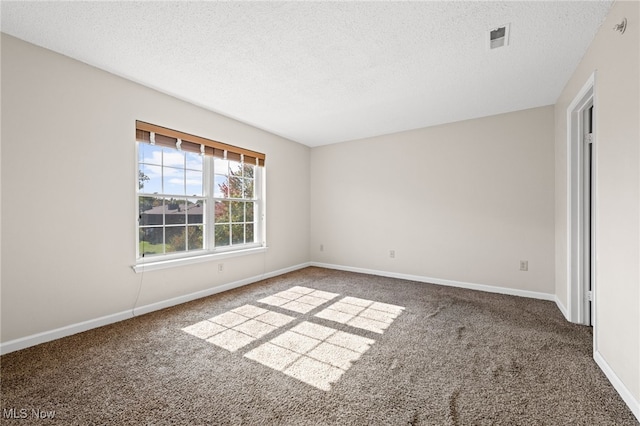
[1,1,613,147]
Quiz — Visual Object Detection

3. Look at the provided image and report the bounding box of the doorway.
[567,73,595,326]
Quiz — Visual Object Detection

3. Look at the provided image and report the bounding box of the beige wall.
[0,34,310,343]
[554,0,639,405]
[310,106,556,295]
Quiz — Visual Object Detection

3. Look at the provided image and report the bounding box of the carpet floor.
[0,267,637,425]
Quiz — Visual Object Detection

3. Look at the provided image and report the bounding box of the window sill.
[132,246,268,273]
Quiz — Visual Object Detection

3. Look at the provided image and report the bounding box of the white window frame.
[133,142,266,273]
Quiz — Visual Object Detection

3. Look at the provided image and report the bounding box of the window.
[213,158,256,247]
[136,121,265,264]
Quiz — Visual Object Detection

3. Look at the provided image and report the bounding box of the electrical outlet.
[320,244,324,252]
[520,260,528,271]
[390,250,395,259]
[218,263,224,273]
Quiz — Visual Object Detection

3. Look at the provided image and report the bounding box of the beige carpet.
[1,267,637,425]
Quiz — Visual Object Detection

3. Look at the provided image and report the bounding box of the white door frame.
[566,72,596,327]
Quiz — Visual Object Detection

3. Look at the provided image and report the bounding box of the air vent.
[488,23,510,49]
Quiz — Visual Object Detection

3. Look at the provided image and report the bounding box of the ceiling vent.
[488,23,510,49]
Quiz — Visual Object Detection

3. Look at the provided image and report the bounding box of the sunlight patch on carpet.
[258,286,339,313]
[315,297,403,334]
[182,304,295,352]
[245,321,375,391]
[182,287,404,390]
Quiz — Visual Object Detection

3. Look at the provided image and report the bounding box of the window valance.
[136,121,265,166]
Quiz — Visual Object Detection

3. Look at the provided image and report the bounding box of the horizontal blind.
[136,121,265,166]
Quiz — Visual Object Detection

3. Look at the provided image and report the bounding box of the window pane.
[214,158,228,175]
[165,199,186,224]
[139,164,162,194]
[187,225,204,250]
[214,175,229,198]
[245,224,254,243]
[215,201,229,223]
[244,178,254,199]
[243,164,255,178]
[166,226,186,253]
[186,170,203,196]
[229,160,242,177]
[185,152,203,171]
[164,167,185,195]
[232,224,244,244]
[245,202,254,222]
[187,199,204,224]
[215,224,230,247]
[228,175,243,198]
[231,201,244,222]
[162,148,185,168]
[139,143,162,166]
[139,227,164,255]
[139,196,163,226]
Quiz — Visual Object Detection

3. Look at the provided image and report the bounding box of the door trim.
[566,72,596,327]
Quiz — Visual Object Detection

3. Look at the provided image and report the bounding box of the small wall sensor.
[489,23,510,49]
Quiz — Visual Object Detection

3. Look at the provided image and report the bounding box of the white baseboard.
[554,295,570,321]
[0,310,134,356]
[0,262,310,355]
[262,262,311,280]
[133,262,311,316]
[594,351,640,422]
[310,262,556,301]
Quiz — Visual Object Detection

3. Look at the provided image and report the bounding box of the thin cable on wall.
[132,262,144,317]
[261,242,268,283]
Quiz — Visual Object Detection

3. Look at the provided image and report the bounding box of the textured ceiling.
[1,1,613,147]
